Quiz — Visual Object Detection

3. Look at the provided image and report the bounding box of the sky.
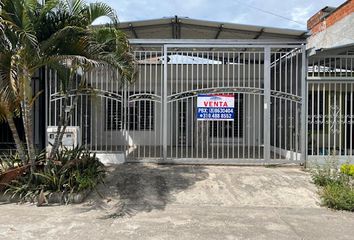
[88,0,345,30]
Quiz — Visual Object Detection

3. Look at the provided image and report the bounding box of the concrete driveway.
[0,164,353,240]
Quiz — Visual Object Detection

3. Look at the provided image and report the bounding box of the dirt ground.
[1,164,354,240]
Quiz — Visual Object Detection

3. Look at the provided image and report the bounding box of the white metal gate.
[47,40,306,164]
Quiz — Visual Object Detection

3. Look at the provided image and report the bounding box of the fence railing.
[307,54,354,161]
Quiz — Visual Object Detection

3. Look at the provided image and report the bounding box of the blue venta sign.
[197,94,234,121]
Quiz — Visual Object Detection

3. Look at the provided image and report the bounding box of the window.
[127,100,154,131]
[106,99,122,130]
[105,92,154,131]
[209,94,244,138]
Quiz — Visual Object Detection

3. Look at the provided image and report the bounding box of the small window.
[128,100,154,131]
[106,99,123,131]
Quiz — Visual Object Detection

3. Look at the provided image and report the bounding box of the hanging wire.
[235,0,307,27]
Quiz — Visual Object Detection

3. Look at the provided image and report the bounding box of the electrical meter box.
[47,126,81,152]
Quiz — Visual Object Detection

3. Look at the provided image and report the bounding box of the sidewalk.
[1,164,353,240]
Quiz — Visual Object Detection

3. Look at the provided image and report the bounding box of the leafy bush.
[0,153,23,172]
[311,159,342,187]
[322,182,354,211]
[341,164,354,177]
[4,146,105,203]
[311,159,354,211]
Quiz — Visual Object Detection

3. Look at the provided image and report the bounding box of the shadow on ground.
[79,163,208,219]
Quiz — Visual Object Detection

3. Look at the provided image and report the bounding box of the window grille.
[106,92,154,131]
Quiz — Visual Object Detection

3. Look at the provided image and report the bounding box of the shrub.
[340,164,354,177]
[0,153,23,173]
[321,183,354,211]
[311,159,354,211]
[4,146,105,203]
[310,159,342,187]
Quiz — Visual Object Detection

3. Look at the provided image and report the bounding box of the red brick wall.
[307,0,353,35]
[307,8,330,30]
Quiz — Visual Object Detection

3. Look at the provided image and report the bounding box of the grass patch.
[321,182,354,211]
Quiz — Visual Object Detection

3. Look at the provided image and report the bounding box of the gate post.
[122,81,128,160]
[300,46,307,165]
[264,47,271,161]
[162,45,168,161]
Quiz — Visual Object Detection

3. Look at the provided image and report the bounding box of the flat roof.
[115,16,308,40]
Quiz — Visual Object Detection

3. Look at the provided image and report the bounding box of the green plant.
[0,153,23,172]
[4,146,105,203]
[310,158,342,187]
[0,150,46,172]
[310,158,354,211]
[341,164,354,177]
[321,182,354,211]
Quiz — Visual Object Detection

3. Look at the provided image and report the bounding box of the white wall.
[307,14,354,56]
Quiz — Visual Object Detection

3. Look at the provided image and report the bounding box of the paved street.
[1,164,353,240]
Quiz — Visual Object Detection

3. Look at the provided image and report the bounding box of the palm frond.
[0,102,9,123]
[0,17,38,50]
[40,0,59,18]
[87,2,118,25]
[63,0,86,15]
[47,54,103,70]
[88,27,137,82]
[0,51,20,98]
[0,89,12,122]
[40,25,87,53]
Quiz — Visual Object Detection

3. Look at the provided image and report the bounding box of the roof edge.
[128,39,306,45]
[114,16,308,37]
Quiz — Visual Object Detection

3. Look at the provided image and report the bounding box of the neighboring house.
[1,1,353,165]
[307,0,353,56]
[306,0,354,163]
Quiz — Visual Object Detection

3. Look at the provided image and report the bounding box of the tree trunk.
[6,115,27,164]
[49,67,80,159]
[21,70,36,172]
[21,99,36,172]
[25,101,36,169]
[49,94,79,159]
[48,94,68,159]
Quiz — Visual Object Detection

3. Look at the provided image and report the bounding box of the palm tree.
[41,0,136,158]
[0,90,27,163]
[0,0,42,167]
[0,0,136,171]
[0,49,26,164]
